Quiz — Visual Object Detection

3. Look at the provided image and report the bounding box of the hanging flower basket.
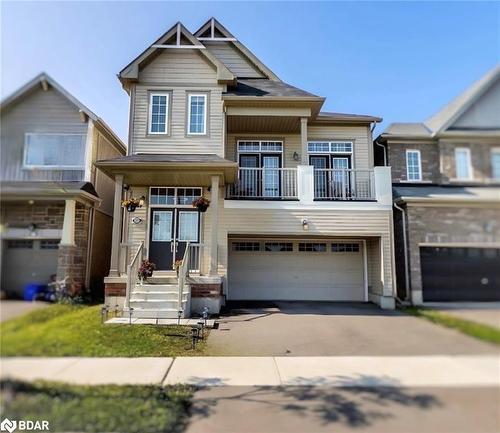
[192,196,210,213]
[122,198,142,213]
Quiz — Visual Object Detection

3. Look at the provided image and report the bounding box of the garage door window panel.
[232,242,261,251]
[299,242,326,252]
[332,243,360,253]
[264,242,293,252]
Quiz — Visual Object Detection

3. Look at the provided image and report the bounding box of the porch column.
[300,117,308,165]
[60,199,76,246]
[209,175,220,276]
[108,174,124,277]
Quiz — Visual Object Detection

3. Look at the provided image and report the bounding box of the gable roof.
[0,73,126,154]
[119,21,235,88]
[224,79,320,98]
[194,17,280,81]
[379,66,500,141]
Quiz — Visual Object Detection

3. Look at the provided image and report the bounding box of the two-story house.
[375,66,500,305]
[97,18,396,318]
[0,73,126,299]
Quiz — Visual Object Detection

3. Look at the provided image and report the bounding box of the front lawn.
[406,307,500,345]
[0,304,208,357]
[1,380,193,433]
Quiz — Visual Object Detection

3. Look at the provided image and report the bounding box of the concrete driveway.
[424,302,500,329]
[0,300,49,323]
[207,302,499,356]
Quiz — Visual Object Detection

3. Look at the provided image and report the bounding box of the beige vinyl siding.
[0,86,87,181]
[131,50,224,155]
[307,125,373,170]
[203,41,265,78]
[126,186,149,263]
[226,133,301,167]
[366,237,383,296]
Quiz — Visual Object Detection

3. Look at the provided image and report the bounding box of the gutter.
[393,201,410,303]
[374,138,387,166]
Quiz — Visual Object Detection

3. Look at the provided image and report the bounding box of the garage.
[1,239,60,298]
[420,246,500,302]
[227,239,366,301]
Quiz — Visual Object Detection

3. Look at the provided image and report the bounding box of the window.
[40,240,59,250]
[455,148,472,180]
[152,211,173,241]
[150,188,175,205]
[149,187,202,206]
[188,94,207,135]
[7,240,33,249]
[237,141,283,153]
[232,241,260,251]
[177,188,202,205]
[298,243,326,252]
[406,150,422,181]
[149,93,169,134]
[307,141,353,154]
[24,134,86,169]
[491,149,500,180]
[178,212,199,241]
[332,243,360,252]
[264,242,293,252]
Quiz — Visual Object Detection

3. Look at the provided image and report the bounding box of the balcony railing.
[313,169,375,200]
[227,167,298,199]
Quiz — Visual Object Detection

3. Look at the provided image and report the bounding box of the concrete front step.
[144,276,179,285]
[129,300,179,310]
[130,291,179,301]
[124,302,189,319]
[134,284,178,292]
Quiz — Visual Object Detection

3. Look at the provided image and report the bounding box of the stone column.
[60,199,76,246]
[300,117,308,165]
[209,175,220,276]
[108,174,124,277]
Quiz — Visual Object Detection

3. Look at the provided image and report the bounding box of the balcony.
[226,166,392,206]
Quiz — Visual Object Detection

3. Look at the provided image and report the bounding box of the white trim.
[362,239,368,302]
[148,186,203,208]
[23,133,86,170]
[236,140,284,153]
[491,147,500,180]
[148,92,169,135]
[224,199,392,211]
[454,147,473,180]
[405,149,422,182]
[307,141,354,154]
[187,93,207,135]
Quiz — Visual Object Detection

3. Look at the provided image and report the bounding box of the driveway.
[424,302,500,329]
[207,302,499,356]
[0,300,49,323]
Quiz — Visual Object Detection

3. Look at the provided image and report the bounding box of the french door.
[310,155,351,199]
[149,208,200,270]
[239,154,281,197]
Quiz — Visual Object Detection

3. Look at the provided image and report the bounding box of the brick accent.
[191,283,223,298]
[105,283,126,297]
[387,142,440,183]
[1,201,65,229]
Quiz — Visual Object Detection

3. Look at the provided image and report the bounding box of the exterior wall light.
[138,196,146,207]
[293,152,300,162]
[302,219,309,230]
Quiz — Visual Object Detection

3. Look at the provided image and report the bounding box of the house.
[0,73,126,299]
[375,66,500,304]
[97,18,396,318]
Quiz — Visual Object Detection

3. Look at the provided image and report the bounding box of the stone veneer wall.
[387,142,440,183]
[1,202,65,229]
[405,205,500,303]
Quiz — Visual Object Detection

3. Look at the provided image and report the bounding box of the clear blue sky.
[1,1,499,142]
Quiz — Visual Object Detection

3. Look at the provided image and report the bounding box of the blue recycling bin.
[23,284,47,301]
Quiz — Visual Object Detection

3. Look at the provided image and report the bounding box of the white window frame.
[23,133,86,170]
[454,147,473,180]
[307,141,353,154]
[405,149,422,181]
[491,148,500,180]
[187,93,207,135]
[148,92,169,135]
[237,140,284,153]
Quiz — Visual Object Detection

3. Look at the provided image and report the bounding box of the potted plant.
[192,196,210,212]
[122,198,142,212]
[138,259,156,282]
[174,259,183,276]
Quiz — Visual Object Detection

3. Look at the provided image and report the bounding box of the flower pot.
[127,203,137,212]
[196,204,209,213]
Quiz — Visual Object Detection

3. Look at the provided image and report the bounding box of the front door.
[149,208,200,270]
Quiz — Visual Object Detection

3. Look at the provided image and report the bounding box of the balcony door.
[239,153,281,198]
[310,155,351,199]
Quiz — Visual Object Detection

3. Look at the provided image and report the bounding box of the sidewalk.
[1,355,499,387]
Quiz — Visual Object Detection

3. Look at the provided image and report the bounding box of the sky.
[1,1,499,142]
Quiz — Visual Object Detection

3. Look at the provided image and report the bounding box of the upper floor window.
[308,141,353,154]
[23,133,86,169]
[406,150,422,181]
[455,148,472,180]
[187,94,207,135]
[491,148,500,180]
[148,93,169,134]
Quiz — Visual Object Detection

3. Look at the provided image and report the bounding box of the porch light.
[302,219,309,230]
[138,196,146,207]
[293,152,300,162]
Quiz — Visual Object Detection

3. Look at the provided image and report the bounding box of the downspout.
[393,201,410,303]
[375,139,387,166]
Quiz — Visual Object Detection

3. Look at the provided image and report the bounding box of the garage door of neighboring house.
[420,246,500,302]
[1,239,59,297]
[227,239,366,301]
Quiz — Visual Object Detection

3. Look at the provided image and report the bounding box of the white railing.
[227,167,298,199]
[126,241,143,309]
[188,243,204,274]
[313,169,375,200]
[119,243,129,276]
[178,242,191,314]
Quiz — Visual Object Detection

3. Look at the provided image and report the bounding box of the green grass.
[1,380,193,433]
[406,307,500,345]
[0,305,208,357]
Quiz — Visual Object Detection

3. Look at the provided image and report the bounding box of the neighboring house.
[0,73,126,299]
[375,66,500,304]
[97,18,396,318]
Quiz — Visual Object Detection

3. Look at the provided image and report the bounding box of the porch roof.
[95,153,238,186]
[393,185,500,204]
[0,181,100,203]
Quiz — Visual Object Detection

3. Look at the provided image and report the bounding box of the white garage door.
[228,239,365,301]
[1,239,59,297]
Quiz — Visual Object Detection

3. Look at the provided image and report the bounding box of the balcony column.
[60,199,76,246]
[209,175,220,276]
[108,174,124,277]
[300,117,308,164]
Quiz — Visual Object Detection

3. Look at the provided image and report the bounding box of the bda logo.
[0,419,17,433]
